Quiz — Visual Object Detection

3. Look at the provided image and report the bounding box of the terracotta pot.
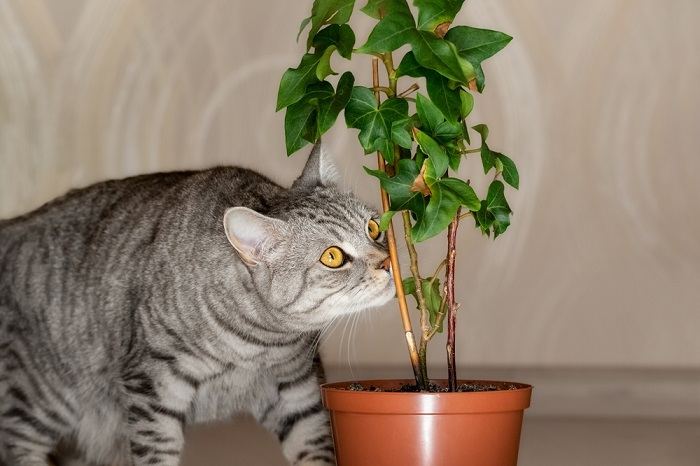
[321,379,532,466]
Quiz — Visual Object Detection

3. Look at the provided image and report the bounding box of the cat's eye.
[320,246,346,268]
[367,219,382,241]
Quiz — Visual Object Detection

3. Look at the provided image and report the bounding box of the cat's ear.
[292,140,339,190]
[223,207,285,266]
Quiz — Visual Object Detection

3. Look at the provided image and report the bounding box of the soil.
[343,381,521,393]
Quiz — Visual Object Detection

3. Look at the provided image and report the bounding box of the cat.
[0,142,394,466]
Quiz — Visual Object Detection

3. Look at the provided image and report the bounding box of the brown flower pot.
[321,379,532,466]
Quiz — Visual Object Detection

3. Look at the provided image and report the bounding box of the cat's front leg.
[125,399,185,466]
[258,377,335,465]
[123,367,192,466]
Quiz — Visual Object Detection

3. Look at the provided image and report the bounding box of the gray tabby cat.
[0,142,394,466]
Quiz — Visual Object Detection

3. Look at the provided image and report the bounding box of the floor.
[181,415,700,466]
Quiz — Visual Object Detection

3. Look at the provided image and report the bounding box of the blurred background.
[1,0,698,464]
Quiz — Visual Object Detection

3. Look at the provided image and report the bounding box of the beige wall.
[1,0,698,373]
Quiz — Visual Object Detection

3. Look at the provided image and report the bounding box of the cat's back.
[0,166,284,296]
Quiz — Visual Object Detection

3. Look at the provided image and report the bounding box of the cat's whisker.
[346,313,357,379]
[308,314,338,359]
[316,314,340,354]
[337,314,351,363]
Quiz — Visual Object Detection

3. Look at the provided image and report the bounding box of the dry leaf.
[410,162,431,196]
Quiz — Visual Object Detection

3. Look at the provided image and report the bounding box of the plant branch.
[429,259,446,288]
[446,207,461,392]
[402,212,429,332]
[398,83,420,97]
[458,211,472,221]
[372,58,424,389]
[372,86,394,97]
[381,53,397,93]
[426,290,449,341]
[462,148,481,154]
[402,211,430,383]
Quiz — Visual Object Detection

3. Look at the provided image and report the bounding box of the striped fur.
[0,143,394,466]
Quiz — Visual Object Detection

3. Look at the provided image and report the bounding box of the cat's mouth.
[378,277,396,303]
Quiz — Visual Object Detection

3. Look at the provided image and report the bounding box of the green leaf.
[284,76,355,155]
[396,53,464,122]
[472,123,489,141]
[474,180,512,237]
[410,30,475,83]
[472,123,495,173]
[356,8,415,53]
[480,143,496,173]
[315,45,338,80]
[396,51,425,78]
[345,87,408,162]
[298,16,312,41]
[413,128,448,177]
[285,100,318,156]
[421,277,443,329]
[391,119,413,148]
[402,276,416,296]
[486,180,511,237]
[283,81,334,154]
[317,72,355,133]
[364,159,425,215]
[473,64,486,92]
[304,80,337,103]
[415,146,428,167]
[440,177,480,211]
[422,157,438,186]
[307,0,357,48]
[445,26,512,91]
[445,26,513,65]
[475,200,492,235]
[494,157,504,173]
[379,210,397,231]
[412,181,460,241]
[415,93,444,134]
[497,153,519,189]
[361,0,412,18]
[414,0,466,34]
[433,119,462,142]
[446,144,461,171]
[277,53,324,110]
[313,24,356,59]
[402,275,444,331]
[459,89,474,117]
[424,71,461,121]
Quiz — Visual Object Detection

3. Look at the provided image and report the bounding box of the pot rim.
[321,379,532,415]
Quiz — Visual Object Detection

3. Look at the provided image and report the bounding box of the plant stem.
[429,259,447,287]
[402,210,430,384]
[446,207,461,392]
[426,290,448,341]
[381,53,398,92]
[398,83,420,97]
[371,86,394,96]
[371,58,425,389]
[381,51,431,390]
[402,212,429,335]
[462,148,481,154]
[458,211,472,221]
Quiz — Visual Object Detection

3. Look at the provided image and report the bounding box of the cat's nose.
[379,256,391,272]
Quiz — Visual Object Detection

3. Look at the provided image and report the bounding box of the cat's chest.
[186,366,277,423]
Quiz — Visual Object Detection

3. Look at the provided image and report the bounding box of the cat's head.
[223,142,395,332]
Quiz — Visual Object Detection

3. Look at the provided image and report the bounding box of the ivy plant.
[278,0,517,391]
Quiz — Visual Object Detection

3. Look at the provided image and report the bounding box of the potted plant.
[277,1,531,465]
